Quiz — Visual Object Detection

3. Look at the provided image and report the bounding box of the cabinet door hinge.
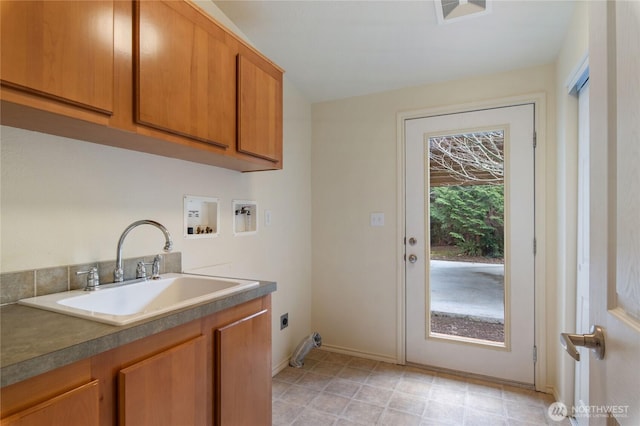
[533,238,537,255]
[533,131,537,148]
[533,345,538,363]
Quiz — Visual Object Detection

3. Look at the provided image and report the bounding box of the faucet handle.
[136,261,152,280]
[136,256,162,280]
[151,255,162,280]
[77,266,100,291]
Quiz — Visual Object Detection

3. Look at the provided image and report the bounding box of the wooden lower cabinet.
[216,309,272,426]
[1,381,100,426]
[119,336,207,426]
[0,295,272,426]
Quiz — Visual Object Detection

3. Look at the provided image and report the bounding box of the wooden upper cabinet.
[135,1,235,149]
[237,54,283,164]
[0,1,114,115]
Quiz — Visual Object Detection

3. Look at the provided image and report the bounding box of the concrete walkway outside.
[430,260,504,322]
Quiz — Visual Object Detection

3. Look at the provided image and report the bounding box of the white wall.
[0,4,312,372]
[311,64,558,370]
[553,1,589,405]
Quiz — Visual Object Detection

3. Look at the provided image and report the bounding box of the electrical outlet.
[280,313,289,330]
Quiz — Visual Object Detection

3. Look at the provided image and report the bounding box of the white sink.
[18,273,259,325]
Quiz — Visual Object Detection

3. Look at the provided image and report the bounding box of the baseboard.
[548,384,561,401]
[320,343,399,364]
[272,354,291,377]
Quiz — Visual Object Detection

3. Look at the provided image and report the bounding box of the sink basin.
[18,273,259,325]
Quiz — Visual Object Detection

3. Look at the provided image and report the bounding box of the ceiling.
[214,1,576,103]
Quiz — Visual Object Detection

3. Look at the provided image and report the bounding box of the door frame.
[396,93,548,392]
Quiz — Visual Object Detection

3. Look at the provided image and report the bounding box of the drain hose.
[289,332,322,368]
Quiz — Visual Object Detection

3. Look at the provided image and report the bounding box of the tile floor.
[272,349,571,426]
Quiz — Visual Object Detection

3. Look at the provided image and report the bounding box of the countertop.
[0,279,276,388]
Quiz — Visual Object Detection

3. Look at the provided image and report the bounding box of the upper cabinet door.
[237,54,283,164]
[0,1,114,114]
[135,1,235,149]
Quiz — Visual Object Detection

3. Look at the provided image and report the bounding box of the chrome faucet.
[114,220,173,283]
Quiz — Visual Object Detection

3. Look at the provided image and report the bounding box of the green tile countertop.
[0,280,276,388]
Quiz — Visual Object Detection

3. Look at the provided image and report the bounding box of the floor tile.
[324,378,362,398]
[273,379,293,398]
[465,391,505,416]
[347,357,378,371]
[273,350,563,426]
[281,384,321,406]
[324,352,354,365]
[337,366,372,383]
[366,370,402,390]
[429,384,467,406]
[272,400,304,426]
[341,400,384,425]
[378,408,423,426]
[311,361,345,377]
[463,407,509,426]
[388,391,428,416]
[292,407,338,426]
[296,371,334,391]
[353,384,394,407]
[275,367,306,384]
[423,400,465,425]
[396,377,433,397]
[308,392,351,416]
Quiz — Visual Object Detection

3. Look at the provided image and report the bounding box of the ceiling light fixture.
[435,0,492,25]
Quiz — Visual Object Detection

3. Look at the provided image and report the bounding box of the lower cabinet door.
[215,309,272,426]
[1,380,100,426]
[119,335,207,426]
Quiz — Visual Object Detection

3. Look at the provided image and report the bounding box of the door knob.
[407,254,418,263]
[560,325,605,361]
[408,237,417,246]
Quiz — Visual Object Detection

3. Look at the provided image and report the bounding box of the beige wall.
[0,3,312,372]
[312,64,559,373]
[553,1,589,405]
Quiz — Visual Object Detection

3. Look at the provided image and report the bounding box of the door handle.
[560,325,605,361]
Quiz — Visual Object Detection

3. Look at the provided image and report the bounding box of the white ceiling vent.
[435,0,492,24]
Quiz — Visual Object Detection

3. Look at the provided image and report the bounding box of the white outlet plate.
[370,212,385,227]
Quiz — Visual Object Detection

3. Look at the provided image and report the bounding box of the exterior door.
[585,1,640,424]
[405,104,536,384]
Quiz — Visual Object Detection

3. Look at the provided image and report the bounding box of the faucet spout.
[114,220,173,283]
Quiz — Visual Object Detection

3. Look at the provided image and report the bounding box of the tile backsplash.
[0,252,182,305]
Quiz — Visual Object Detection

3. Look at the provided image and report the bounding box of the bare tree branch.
[429,131,504,185]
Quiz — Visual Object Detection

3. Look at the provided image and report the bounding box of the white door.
[405,104,536,384]
[574,80,590,425]
[582,1,640,424]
